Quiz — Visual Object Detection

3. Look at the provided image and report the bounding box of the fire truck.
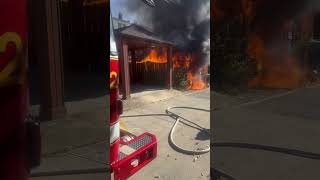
[0,1,41,179]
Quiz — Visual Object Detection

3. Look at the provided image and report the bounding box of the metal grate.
[128,135,152,150]
[117,134,153,161]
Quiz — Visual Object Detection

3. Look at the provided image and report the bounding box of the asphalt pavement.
[212,84,320,180]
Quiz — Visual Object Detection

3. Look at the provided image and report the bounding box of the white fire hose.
[166,106,210,155]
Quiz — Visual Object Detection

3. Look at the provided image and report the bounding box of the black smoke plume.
[117,0,210,71]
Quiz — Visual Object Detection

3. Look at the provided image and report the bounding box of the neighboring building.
[112,13,131,30]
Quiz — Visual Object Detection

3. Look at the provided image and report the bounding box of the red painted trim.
[112,132,158,179]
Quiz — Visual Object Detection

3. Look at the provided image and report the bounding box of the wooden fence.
[130,61,167,86]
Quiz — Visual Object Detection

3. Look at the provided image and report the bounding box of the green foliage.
[212,19,257,89]
[173,67,190,90]
[222,56,256,86]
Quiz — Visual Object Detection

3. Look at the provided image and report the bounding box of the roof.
[112,17,131,25]
[115,24,174,46]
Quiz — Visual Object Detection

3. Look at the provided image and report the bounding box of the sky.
[111,0,146,23]
[111,0,158,26]
[110,0,125,18]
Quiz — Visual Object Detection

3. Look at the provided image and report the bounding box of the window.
[110,15,118,56]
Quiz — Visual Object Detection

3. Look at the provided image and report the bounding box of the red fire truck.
[0,1,41,179]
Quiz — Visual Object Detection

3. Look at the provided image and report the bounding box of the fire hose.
[121,106,211,154]
[211,122,320,179]
[30,107,210,177]
[165,106,210,155]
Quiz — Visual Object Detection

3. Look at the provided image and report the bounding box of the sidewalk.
[30,88,210,180]
[30,96,108,180]
[121,88,210,180]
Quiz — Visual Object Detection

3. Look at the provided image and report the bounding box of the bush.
[223,56,256,86]
[173,67,191,90]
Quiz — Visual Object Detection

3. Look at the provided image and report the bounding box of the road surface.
[122,88,210,180]
[213,85,320,180]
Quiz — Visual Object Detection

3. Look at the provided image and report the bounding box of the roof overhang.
[115,24,175,47]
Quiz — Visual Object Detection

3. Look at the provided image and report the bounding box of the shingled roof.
[115,24,174,46]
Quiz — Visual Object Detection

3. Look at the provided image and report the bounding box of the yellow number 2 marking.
[0,32,23,87]
[110,71,118,89]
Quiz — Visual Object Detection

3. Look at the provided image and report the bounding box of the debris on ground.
[193,157,198,162]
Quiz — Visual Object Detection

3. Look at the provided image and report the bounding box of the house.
[112,13,131,30]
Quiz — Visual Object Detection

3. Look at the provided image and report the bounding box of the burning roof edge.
[115,24,175,46]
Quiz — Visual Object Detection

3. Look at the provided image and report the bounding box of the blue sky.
[110,0,155,25]
[110,0,136,23]
[110,0,122,16]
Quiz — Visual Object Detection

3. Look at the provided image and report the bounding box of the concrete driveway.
[30,88,210,180]
[30,96,108,180]
[121,88,211,180]
[212,85,320,180]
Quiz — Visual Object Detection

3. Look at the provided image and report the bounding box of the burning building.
[115,0,210,96]
[213,0,320,90]
[115,23,174,99]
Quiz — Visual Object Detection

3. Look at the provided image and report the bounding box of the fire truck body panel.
[0,1,29,179]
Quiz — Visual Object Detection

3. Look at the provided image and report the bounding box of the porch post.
[167,46,173,89]
[119,39,131,99]
[33,0,66,121]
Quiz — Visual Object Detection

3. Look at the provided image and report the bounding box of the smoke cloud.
[214,0,320,43]
[114,0,210,69]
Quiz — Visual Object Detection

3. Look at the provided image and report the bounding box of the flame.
[188,73,207,90]
[173,52,192,70]
[247,34,306,89]
[173,51,208,90]
[136,48,168,64]
[214,0,310,90]
[135,47,208,90]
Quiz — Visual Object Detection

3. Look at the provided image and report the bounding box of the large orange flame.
[173,52,208,90]
[247,34,306,89]
[188,73,207,90]
[173,52,192,69]
[135,47,208,90]
[136,47,168,64]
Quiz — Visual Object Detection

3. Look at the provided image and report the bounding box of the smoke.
[212,0,320,88]
[213,0,320,54]
[213,0,320,35]
[115,0,210,69]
